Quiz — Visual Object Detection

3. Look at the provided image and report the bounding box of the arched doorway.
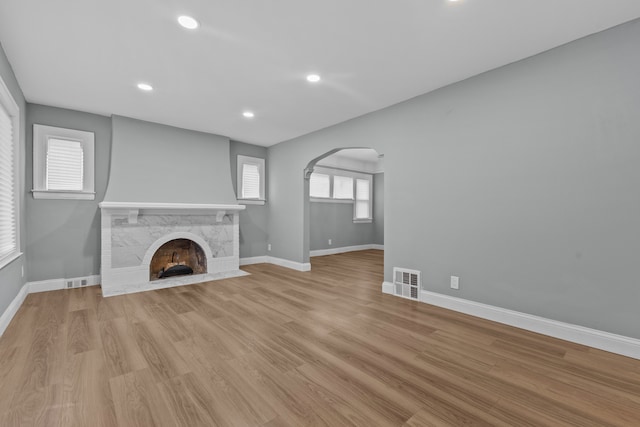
[303,148,384,268]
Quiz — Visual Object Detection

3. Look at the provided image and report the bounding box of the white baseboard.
[382,281,394,294]
[381,282,640,360]
[266,256,311,272]
[240,256,268,266]
[240,255,311,272]
[0,285,28,337]
[27,278,65,293]
[310,244,384,257]
[0,274,102,338]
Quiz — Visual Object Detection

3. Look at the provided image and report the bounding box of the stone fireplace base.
[99,202,247,297]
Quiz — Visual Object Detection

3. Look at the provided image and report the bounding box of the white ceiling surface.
[1,1,640,146]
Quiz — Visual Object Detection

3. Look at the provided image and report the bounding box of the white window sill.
[32,190,95,200]
[0,251,22,271]
[353,218,373,223]
[310,198,353,204]
[238,199,266,206]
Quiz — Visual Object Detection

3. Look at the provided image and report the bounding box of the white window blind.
[46,138,84,191]
[310,173,330,198]
[355,178,371,219]
[0,101,16,259]
[241,163,261,199]
[333,175,353,199]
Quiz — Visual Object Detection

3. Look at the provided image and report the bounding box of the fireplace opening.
[149,239,206,281]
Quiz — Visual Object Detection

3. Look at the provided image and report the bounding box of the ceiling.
[1,1,640,147]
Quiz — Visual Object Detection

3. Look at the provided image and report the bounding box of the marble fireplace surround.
[99,202,247,297]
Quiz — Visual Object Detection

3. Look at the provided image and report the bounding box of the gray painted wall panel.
[0,42,26,315]
[310,202,375,250]
[105,116,236,204]
[266,20,640,338]
[25,104,111,282]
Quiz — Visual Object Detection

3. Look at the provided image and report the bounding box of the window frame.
[309,172,332,199]
[32,124,95,200]
[0,74,22,270]
[236,155,266,205]
[353,177,373,223]
[309,166,373,222]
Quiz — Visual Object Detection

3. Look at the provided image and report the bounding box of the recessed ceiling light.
[178,15,199,30]
[243,111,255,118]
[137,83,153,91]
[306,74,321,83]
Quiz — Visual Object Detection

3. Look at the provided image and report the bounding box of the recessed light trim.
[178,15,199,30]
[243,111,255,118]
[137,83,153,91]
[306,74,321,83]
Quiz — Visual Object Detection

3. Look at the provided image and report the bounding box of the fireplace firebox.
[149,238,206,280]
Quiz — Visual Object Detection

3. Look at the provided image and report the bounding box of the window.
[0,75,21,269]
[309,166,373,222]
[309,173,330,198]
[237,155,265,204]
[355,178,372,221]
[332,175,353,199]
[32,124,95,200]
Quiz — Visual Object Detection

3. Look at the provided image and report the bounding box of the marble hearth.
[99,202,247,296]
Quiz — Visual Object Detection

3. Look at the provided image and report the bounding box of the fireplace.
[149,238,206,280]
[99,202,247,296]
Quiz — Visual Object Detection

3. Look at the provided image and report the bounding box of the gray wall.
[0,42,25,315]
[373,173,384,245]
[267,19,640,338]
[104,116,236,204]
[229,141,268,258]
[25,104,111,282]
[310,202,375,251]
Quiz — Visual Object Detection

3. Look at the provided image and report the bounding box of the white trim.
[382,281,394,294]
[310,244,384,257]
[379,288,640,361]
[99,202,245,211]
[32,190,95,200]
[310,198,353,204]
[27,278,65,292]
[237,155,265,201]
[266,256,311,272]
[0,285,28,337]
[0,72,21,267]
[240,256,268,266]
[32,124,95,200]
[0,251,22,271]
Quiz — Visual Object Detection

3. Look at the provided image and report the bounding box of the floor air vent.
[393,267,420,300]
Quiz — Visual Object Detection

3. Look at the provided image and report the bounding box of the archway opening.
[303,148,384,268]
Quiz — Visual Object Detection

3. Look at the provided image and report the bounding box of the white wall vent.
[393,267,421,300]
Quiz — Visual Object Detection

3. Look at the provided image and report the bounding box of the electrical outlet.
[267,243,272,251]
[81,279,88,287]
[328,239,332,245]
[450,276,460,290]
[66,281,73,289]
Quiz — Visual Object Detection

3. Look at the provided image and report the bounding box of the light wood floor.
[0,250,639,426]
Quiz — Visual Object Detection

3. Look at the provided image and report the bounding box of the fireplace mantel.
[99,202,245,224]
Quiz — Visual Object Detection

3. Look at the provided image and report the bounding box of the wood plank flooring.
[0,250,639,426]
